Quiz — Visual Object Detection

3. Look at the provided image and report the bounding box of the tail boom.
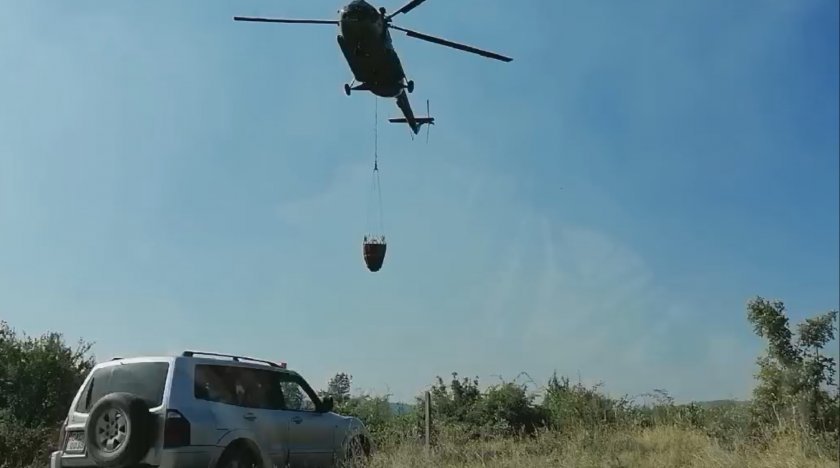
[390,93,434,135]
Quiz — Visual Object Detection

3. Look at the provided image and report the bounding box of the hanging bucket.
[363,99,388,273]
[363,235,387,272]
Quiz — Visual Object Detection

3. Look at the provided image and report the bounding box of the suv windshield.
[75,361,170,413]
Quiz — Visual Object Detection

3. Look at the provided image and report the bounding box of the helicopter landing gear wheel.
[344,83,351,96]
[406,80,414,93]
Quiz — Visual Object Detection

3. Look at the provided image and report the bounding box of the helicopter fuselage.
[233,0,510,135]
[336,1,410,98]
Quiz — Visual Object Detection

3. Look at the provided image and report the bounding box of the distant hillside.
[387,400,747,414]
[389,402,414,415]
[693,399,750,409]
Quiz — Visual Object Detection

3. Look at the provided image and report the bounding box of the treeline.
[1,297,838,467]
[326,297,838,450]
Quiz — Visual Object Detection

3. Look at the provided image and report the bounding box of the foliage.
[322,372,353,405]
[0,321,95,468]
[312,297,838,458]
[479,379,547,435]
[541,374,636,431]
[341,394,420,447]
[0,410,57,468]
[412,373,547,439]
[746,297,839,435]
[426,373,483,428]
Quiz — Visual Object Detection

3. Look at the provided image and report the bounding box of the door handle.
[243,412,257,421]
[291,416,303,424]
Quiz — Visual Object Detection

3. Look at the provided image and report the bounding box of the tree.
[746,297,839,433]
[323,372,353,405]
[0,321,96,468]
[0,321,95,428]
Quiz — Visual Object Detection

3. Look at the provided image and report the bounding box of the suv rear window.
[75,361,170,412]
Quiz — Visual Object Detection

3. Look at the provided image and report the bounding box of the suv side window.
[194,364,284,410]
[194,364,237,406]
[277,374,317,412]
[74,380,92,413]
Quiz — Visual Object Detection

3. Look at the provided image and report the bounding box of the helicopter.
[233,0,512,136]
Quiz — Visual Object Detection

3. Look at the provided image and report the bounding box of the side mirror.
[320,396,334,413]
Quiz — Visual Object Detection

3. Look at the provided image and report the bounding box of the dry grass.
[368,426,839,468]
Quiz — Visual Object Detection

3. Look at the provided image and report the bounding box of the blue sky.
[0,0,837,403]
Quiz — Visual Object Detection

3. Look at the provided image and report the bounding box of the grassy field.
[366,426,839,468]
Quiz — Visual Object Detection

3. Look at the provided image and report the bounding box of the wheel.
[341,436,369,468]
[344,83,351,96]
[217,446,259,468]
[406,80,414,93]
[84,392,154,467]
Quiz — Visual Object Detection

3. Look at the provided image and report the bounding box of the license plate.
[65,431,85,454]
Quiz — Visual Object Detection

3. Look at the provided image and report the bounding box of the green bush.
[541,374,637,432]
[0,321,94,428]
[0,410,58,468]
[414,373,546,440]
[0,321,94,468]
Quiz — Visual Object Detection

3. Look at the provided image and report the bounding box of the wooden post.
[424,390,432,453]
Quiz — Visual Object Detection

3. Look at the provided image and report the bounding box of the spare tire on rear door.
[84,392,155,467]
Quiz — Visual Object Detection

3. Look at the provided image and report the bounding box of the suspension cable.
[372,97,378,180]
[366,97,384,238]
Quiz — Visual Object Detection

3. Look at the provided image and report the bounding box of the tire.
[216,446,259,468]
[342,437,369,468]
[84,392,154,467]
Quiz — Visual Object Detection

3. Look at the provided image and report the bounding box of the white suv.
[50,351,372,468]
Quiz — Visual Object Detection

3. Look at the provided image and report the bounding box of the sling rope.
[368,98,385,236]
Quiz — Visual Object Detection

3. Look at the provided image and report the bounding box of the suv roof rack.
[182,350,286,369]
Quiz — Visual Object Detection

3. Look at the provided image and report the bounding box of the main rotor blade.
[386,0,428,19]
[233,16,338,25]
[389,25,512,62]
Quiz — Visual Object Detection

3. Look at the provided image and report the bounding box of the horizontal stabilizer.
[389,117,435,125]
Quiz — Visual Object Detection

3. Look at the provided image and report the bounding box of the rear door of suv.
[60,359,171,464]
[192,362,290,466]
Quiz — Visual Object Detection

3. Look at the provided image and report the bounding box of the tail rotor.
[424,99,433,144]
